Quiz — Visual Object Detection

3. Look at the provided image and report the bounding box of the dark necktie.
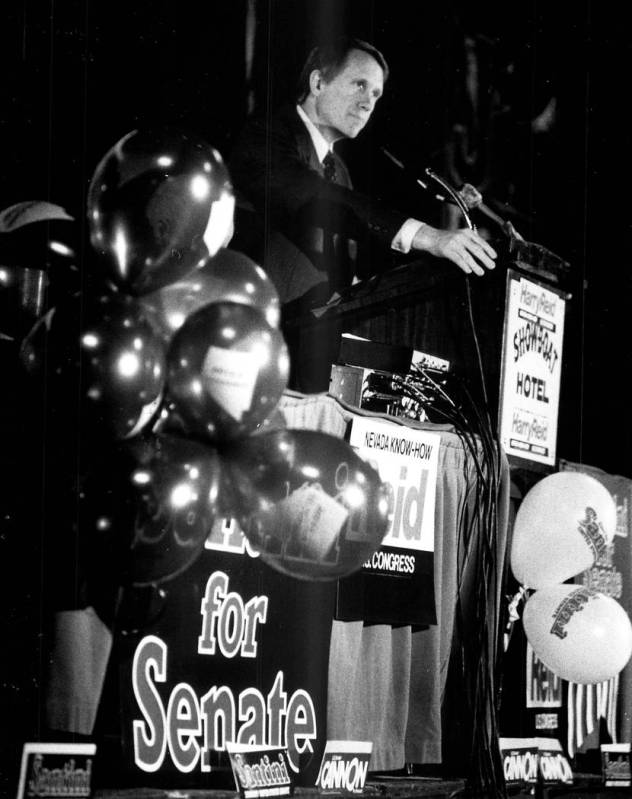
[321,151,346,291]
[322,151,337,183]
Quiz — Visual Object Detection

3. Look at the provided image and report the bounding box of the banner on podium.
[498,271,567,466]
[336,416,440,626]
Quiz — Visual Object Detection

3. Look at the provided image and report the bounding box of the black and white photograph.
[1,3,631,798]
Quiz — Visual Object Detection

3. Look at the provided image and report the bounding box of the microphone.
[381,147,448,203]
[381,147,525,239]
[423,167,474,229]
[381,148,476,222]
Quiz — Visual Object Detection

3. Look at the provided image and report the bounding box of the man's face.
[312,49,384,141]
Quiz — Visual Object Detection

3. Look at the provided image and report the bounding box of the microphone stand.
[382,147,528,243]
[424,167,475,230]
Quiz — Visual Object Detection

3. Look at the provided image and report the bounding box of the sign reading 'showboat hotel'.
[499,271,567,467]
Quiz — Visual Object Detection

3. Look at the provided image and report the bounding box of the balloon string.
[503,586,528,652]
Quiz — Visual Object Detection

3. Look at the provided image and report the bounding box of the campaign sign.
[16,742,96,799]
[120,522,335,789]
[226,743,294,798]
[315,741,372,794]
[560,459,631,757]
[336,417,440,625]
[526,642,563,709]
[498,271,566,466]
[536,738,573,786]
[534,713,559,732]
[601,743,631,788]
[498,738,538,789]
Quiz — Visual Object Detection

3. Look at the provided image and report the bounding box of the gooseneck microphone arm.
[381,147,445,201]
[381,147,477,229]
[424,167,474,230]
[381,147,527,241]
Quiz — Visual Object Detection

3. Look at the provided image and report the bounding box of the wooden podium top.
[283,241,572,420]
[308,237,571,323]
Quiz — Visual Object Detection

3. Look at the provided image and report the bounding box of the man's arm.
[230,113,497,276]
[229,113,406,244]
[408,222,497,276]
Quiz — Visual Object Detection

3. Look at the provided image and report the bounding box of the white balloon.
[510,471,616,589]
[523,584,632,684]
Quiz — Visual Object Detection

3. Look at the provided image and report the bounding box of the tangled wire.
[390,281,508,798]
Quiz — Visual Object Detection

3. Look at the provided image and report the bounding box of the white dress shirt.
[296,105,423,254]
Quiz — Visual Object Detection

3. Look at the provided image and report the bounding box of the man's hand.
[411,224,497,276]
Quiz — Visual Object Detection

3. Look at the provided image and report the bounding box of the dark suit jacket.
[229,104,408,306]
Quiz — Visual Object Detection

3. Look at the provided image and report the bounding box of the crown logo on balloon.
[577,507,608,561]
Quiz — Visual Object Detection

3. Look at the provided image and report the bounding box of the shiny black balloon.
[87,128,235,295]
[166,301,289,442]
[126,434,221,586]
[224,429,393,581]
[79,434,221,587]
[22,291,165,439]
[140,248,281,340]
[79,294,166,439]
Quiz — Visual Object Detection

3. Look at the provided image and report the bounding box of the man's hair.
[296,36,389,103]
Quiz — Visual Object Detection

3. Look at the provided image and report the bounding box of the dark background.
[2,0,629,475]
[0,0,630,790]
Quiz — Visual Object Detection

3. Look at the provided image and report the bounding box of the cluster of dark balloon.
[22,128,391,588]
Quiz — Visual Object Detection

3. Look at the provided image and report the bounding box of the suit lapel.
[282,106,322,173]
[281,106,353,188]
[276,106,356,291]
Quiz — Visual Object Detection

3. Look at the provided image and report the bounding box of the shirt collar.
[296,104,332,164]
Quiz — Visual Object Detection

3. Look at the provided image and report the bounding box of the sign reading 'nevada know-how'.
[336,416,440,626]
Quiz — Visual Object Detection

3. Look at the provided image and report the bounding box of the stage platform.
[94,779,466,799]
[93,773,628,799]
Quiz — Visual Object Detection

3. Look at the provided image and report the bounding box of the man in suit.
[229,36,497,391]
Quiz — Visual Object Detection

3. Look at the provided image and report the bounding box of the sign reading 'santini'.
[17,743,96,799]
[498,272,566,466]
[227,743,295,798]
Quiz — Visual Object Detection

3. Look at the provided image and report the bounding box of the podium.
[291,237,572,468]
